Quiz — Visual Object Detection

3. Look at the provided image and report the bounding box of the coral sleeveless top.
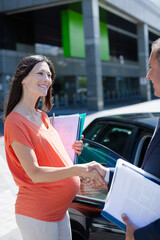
[4,111,80,222]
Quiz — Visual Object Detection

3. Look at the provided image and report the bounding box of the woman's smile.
[38,84,49,90]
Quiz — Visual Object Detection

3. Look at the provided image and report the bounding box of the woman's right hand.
[76,162,107,187]
[87,168,107,188]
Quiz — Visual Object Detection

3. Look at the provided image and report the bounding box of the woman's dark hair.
[4,55,55,119]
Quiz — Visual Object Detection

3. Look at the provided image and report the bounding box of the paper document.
[102,159,160,230]
[50,113,86,164]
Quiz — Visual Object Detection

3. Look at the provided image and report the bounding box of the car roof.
[89,112,160,131]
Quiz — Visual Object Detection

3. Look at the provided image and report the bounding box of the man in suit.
[122,37,160,240]
[88,38,160,239]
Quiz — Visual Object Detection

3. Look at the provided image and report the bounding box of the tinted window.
[97,125,133,158]
[84,123,106,141]
[78,142,119,167]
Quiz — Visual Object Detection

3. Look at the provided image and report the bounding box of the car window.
[78,139,122,166]
[97,124,133,159]
[84,123,106,141]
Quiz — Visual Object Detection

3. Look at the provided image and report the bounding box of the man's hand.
[88,161,107,178]
[77,161,106,187]
[86,168,107,188]
[82,161,108,188]
[72,135,84,155]
[122,214,138,240]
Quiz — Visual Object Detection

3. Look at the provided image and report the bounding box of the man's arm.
[134,219,160,240]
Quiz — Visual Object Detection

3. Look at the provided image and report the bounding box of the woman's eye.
[48,74,51,78]
[38,72,43,75]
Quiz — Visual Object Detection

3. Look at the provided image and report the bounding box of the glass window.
[84,123,106,141]
[109,29,138,61]
[97,125,132,158]
[78,142,118,167]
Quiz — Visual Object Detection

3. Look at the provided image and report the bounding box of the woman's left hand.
[72,135,84,155]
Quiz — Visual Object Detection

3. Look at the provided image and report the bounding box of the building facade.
[0,0,160,110]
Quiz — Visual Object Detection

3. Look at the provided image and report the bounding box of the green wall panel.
[61,9,85,58]
[61,10,70,57]
[100,22,110,61]
[61,9,110,61]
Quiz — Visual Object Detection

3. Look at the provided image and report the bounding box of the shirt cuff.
[104,168,110,183]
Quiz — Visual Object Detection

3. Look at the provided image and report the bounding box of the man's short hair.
[152,38,160,65]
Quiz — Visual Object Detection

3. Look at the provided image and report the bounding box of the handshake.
[73,138,108,188]
[76,161,108,188]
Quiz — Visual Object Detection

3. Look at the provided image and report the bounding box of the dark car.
[69,112,160,240]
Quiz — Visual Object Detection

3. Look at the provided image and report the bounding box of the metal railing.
[104,89,140,103]
[54,89,140,108]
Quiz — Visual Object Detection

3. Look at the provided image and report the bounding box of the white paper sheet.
[103,159,160,228]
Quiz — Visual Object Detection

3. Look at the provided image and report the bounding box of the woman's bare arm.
[11,141,105,186]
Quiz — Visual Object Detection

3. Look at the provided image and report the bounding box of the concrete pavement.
[1,98,160,239]
[0,136,21,239]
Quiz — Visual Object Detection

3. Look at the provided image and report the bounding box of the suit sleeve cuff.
[104,168,110,183]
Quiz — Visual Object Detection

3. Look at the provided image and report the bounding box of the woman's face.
[22,61,52,97]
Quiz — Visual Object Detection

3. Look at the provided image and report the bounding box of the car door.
[69,139,125,240]
[84,119,138,162]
